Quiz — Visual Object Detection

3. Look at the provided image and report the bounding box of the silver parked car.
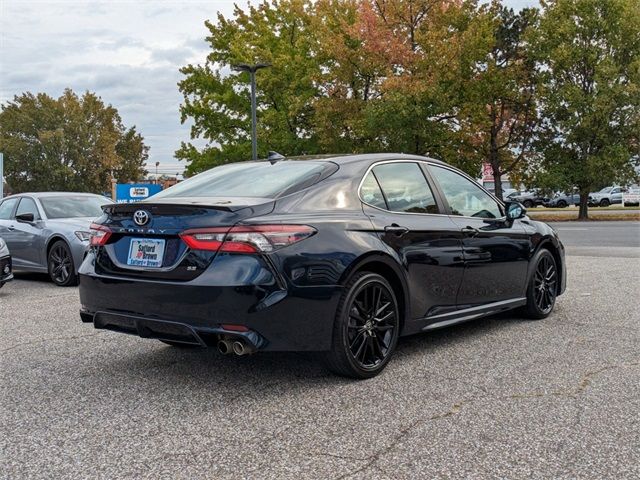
[0,236,13,289]
[0,192,112,286]
[588,186,624,207]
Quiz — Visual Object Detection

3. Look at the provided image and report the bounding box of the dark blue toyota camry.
[79,153,566,378]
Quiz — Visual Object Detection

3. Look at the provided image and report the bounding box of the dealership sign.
[115,183,162,203]
[481,163,494,181]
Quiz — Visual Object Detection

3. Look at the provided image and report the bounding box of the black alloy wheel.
[522,249,558,319]
[325,272,400,379]
[48,240,77,286]
[600,198,610,207]
[557,200,567,208]
[523,200,534,209]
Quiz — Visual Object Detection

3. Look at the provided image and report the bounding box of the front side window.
[16,197,41,220]
[430,166,502,219]
[0,198,19,220]
[371,162,438,214]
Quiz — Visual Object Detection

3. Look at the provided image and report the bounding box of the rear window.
[153,161,337,199]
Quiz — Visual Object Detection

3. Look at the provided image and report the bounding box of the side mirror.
[15,212,35,223]
[505,201,526,220]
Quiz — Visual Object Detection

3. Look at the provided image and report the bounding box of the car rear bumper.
[78,256,342,352]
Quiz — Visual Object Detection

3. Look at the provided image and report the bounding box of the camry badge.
[133,210,150,226]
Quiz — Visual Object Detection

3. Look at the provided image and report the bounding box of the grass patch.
[529,212,640,222]
[531,205,639,212]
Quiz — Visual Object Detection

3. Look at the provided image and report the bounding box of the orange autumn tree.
[177,0,539,187]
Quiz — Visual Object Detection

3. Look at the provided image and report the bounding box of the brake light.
[179,225,316,253]
[89,223,112,246]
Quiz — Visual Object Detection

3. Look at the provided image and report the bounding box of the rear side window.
[0,198,19,220]
[360,172,387,209]
[153,161,337,199]
[371,162,438,214]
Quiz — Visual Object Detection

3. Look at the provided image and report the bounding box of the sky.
[0,0,537,176]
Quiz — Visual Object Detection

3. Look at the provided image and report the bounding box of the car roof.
[269,153,448,166]
[3,192,106,199]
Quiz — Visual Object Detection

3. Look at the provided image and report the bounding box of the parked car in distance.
[0,236,13,289]
[588,186,624,207]
[79,153,566,379]
[622,186,640,206]
[0,192,113,286]
[544,191,580,208]
[506,190,550,209]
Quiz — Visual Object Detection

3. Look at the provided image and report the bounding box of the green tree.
[177,0,322,175]
[448,2,539,200]
[0,89,148,193]
[531,0,640,219]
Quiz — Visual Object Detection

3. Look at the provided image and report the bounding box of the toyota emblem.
[133,210,150,226]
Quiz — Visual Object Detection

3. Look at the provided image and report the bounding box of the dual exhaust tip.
[217,338,254,356]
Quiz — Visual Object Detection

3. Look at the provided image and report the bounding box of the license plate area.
[127,238,166,268]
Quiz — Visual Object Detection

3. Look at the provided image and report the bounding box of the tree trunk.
[491,160,503,201]
[578,191,589,220]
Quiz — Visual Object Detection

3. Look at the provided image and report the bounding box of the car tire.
[521,249,558,320]
[599,199,610,207]
[523,200,534,208]
[557,200,567,208]
[159,340,203,348]
[47,240,78,287]
[324,272,400,379]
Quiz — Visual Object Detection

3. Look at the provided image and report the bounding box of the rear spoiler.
[102,197,275,214]
[102,197,275,215]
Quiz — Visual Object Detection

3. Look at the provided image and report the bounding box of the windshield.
[40,195,110,219]
[152,161,336,200]
[599,187,612,193]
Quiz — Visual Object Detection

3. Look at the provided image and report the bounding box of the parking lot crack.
[505,362,639,401]
[332,400,470,480]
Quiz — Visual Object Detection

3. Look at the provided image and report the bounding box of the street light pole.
[231,63,271,160]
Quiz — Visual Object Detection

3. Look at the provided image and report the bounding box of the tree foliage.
[178,0,640,207]
[0,89,148,193]
[178,0,534,184]
[531,0,640,218]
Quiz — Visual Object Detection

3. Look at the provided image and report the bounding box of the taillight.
[179,225,316,253]
[89,223,112,246]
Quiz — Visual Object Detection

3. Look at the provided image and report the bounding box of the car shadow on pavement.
[12,272,54,283]
[95,313,526,391]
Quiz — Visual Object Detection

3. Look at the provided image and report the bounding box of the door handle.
[8,225,15,231]
[462,226,479,237]
[384,224,409,236]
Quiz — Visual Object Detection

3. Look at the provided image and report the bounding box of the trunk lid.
[94,199,274,281]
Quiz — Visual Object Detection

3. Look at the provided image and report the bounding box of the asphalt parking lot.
[1,223,639,479]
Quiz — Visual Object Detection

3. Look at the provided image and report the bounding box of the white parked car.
[622,186,640,206]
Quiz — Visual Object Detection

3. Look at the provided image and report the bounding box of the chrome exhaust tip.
[232,340,246,356]
[217,339,233,355]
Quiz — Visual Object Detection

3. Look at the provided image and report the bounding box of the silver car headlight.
[0,237,6,250]
[75,231,92,242]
